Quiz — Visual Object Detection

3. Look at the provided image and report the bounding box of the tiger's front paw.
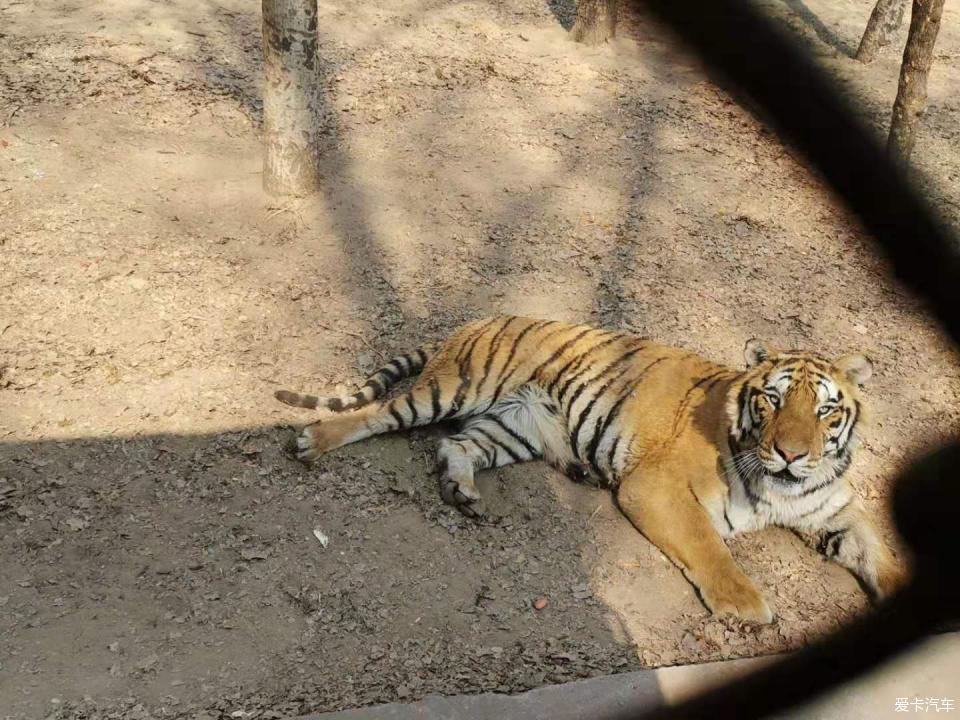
[874,556,910,601]
[701,574,775,624]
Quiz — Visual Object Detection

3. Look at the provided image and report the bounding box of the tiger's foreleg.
[812,499,907,600]
[618,466,775,624]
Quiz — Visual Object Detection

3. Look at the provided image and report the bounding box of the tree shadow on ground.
[778,0,857,56]
[205,6,411,338]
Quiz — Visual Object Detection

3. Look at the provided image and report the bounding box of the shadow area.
[778,0,856,57]
[0,427,640,718]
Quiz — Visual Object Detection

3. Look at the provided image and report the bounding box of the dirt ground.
[2,0,959,718]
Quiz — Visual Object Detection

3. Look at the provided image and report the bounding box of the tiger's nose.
[775,443,807,464]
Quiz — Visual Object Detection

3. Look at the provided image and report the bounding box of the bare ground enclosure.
[2,0,959,718]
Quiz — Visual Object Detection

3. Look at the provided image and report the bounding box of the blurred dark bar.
[636,0,960,345]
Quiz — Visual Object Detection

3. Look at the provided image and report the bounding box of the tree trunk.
[856,0,908,63]
[571,0,618,45]
[261,0,323,196]
[887,0,945,160]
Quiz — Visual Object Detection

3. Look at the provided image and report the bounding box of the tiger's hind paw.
[440,477,498,523]
[564,462,603,488]
[291,422,333,463]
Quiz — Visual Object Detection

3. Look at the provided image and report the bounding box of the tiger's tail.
[274,346,435,412]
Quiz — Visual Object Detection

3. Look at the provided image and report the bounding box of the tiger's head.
[728,339,872,484]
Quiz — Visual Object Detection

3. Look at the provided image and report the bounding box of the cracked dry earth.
[2,0,959,718]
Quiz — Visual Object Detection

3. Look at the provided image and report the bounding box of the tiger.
[274,316,905,623]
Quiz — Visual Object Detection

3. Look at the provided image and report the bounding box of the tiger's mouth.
[768,468,803,483]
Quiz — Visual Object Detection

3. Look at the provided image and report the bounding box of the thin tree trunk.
[856,0,908,63]
[888,0,945,160]
[571,0,618,45]
[262,0,322,196]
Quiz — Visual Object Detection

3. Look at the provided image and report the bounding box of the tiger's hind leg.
[293,363,493,462]
[294,382,442,461]
[288,317,567,463]
[437,384,574,519]
[293,402,387,462]
[437,419,537,520]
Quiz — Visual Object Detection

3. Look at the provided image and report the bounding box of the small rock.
[679,632,701,654]
[312,529,329,548]
[703,621,725,647]
[571,584,592,600]
[659,649,679,665]
[64,517,86,532]
[640,649,660,665]
[533,597,548,610]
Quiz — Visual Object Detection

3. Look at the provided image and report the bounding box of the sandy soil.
[2,0,959,718]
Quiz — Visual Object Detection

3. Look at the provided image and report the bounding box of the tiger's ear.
[835,354,873,387]
[744,339,779,367]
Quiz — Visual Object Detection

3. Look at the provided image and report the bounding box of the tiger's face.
[730,339,872,483]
